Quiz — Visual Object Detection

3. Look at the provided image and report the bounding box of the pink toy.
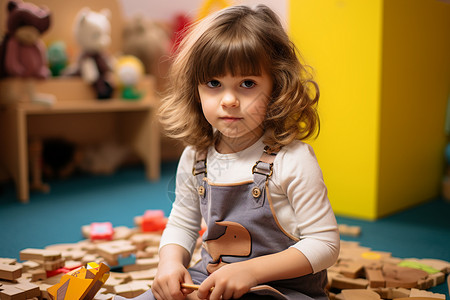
[0,0,51,79]
[90,222,114,241]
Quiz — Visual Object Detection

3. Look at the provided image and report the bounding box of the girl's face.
[198,71,273,152]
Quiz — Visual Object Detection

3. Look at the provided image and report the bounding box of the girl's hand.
[197,262,258,300]
[152,260,194,300]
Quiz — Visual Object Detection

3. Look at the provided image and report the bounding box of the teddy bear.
[66,7,114,100]
[0,0,51,79]
[121,15,172,92]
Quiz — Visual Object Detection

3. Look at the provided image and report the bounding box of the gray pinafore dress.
[114,147,328,300]
[187,147,328,299]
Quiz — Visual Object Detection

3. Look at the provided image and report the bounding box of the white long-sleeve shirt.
[160,137,340,273]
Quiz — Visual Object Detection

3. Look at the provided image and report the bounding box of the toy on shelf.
[47,262,110,300]
[134,210,167,232]
[67,7,114,100]
[114,55,144,100]
[121,15,172,91]
[47,40,68,77]
[0,0,51,79]
[90,222,114,241]
[0,0,55,106]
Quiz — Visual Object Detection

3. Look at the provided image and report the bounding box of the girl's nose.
[221,91,239,107]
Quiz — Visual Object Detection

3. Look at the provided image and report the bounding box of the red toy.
[141,210,167,232]
[90,222,114,241]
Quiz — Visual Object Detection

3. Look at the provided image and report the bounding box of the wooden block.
[19,248,61,262]
[130,233,161,251]
[29,269,47,282]
[94,292,115,300]
[102,276,125,293]
[114,283,134,297]
[14,282,40,298]
[21,261,40,272]
[96,241,136,262]
[419,259,450,274]
[338,224,361,237]
[371,287,410,299]
[365,266,385,288]
[383,264,428,289]
[0,264,22,281]
[330,260,364,279]
[129,268,157,281]
[0,285,27,300]
[329,272,369,290]
[427,272,445,287]
[129,281,151,297]
[393,298,447,300]
[409,288,445,299]
[341,289,380,300]
[122,257,159,272]
[0,258,17,265]
[38,258,65,271]
[113,226,134,240]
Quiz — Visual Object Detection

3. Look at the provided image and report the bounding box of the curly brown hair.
[158,4,319,152]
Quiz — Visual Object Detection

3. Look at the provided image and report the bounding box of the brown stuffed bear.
[0,0,51,78]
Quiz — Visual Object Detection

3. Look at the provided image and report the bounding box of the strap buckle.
[252,161,273,177]
[192,159,207,176]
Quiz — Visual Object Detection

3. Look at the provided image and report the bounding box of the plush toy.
[0,0,51,79]
[69,7,114,100]
[114,55,144,100]
[121,16,172,91]
[47,40,68,77]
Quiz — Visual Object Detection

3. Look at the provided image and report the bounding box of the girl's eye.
[206,80,221,88]
[241,80,256,89]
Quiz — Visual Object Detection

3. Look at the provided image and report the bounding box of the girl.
[115,4,339,300]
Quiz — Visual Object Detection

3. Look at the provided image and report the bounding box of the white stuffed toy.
[68,8,114,99]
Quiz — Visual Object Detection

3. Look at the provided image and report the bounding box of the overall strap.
[193,150,208,198]
[252,146,277,183]
[192,150,207,177]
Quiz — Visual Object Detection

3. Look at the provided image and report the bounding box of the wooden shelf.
[21,99,155,115]
[0,76,161,203]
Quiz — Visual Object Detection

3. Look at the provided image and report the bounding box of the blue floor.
[0,162,449,297]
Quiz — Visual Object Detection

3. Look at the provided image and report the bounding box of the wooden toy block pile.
[327,240,450,299]
[0,220,449,299]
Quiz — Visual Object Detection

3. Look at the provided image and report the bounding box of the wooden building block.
[338,224,361,237]
[21,260,40,272]
[29,269,47,282]
[19,248,61,262]
[330,260,364,279]
[0,285,27,300]
[341,289,380,300]
[14,282,40,299]
[409,288,445,299]
[328,272,369,290]
[371,287,410,299]
[427,272,445,287]
[393,298,446,300]
[383,264,428,289]
[130,233,161,251]
[96,241,136,262]
[0,264,22,280]
[0,258,17,265]
[365,266,385,288]
[419,259,450,274]
[122,257,159,272]
[129,269,157,281]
